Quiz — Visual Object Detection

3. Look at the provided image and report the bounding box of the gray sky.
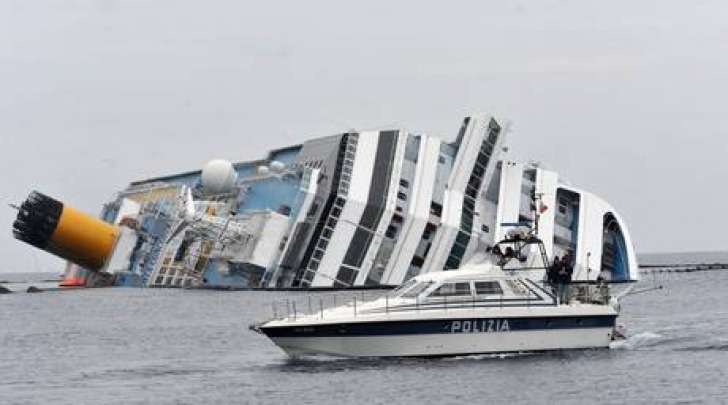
[1,0,727,274]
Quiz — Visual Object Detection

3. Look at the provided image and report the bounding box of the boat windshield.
[388,279,418,297]
[399,281,433,298]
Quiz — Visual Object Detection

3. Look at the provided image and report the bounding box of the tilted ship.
[12,113,639,290]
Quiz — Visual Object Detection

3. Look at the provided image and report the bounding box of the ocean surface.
[2,265,728,404]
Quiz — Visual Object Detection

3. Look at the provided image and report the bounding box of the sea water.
[1,270,727,404]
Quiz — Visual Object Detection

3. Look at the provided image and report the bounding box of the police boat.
[253,236,624,358]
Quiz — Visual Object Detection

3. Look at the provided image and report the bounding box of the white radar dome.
[201,159,238,196]
[269,160,286,173]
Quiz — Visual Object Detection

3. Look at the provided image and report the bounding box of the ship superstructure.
[13,113,639,288]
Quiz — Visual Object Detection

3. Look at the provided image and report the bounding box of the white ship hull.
[270,327,614,358]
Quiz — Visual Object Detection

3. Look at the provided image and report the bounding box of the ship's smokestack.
[12,191,119,271]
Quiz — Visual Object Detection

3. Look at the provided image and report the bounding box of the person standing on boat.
[548,255,561,293]
[557,251,574,304]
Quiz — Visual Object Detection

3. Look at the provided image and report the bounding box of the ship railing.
[570,283,610,305]
[269,290,384,321]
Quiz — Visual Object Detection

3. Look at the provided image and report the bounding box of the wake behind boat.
[253,237,625,358]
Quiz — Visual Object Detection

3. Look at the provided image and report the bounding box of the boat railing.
[570,283,610,305]
[269,290,383,321]
[268,282,612,321]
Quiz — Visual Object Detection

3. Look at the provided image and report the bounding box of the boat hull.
[260,315,617,358]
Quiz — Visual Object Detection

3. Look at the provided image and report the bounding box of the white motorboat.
[253,237,625,358]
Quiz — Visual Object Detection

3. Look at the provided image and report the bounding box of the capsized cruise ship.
[12,113,639,289]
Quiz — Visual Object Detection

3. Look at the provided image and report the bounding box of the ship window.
[474,281,503,295]
[476,153,490,168]
[322,228,333,238]
[399,179,410,188]
[401,281,433,298]
[313,249,324,260]
[397,192,407,201]
[410,256,425,267]
[430,202,443,217]
[472,164,485,178]
[429,282,471,298]
[481,142,494,156]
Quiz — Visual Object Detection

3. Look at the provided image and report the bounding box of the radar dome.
[269,160,286,173]
[201,159,237,196]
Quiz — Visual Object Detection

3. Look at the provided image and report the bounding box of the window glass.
[429,282,471,297]
[401,281,433,298]
[390,278,418,297]
[474,281,503,295]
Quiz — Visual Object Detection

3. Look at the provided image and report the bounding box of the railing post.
[444,295,447,312]
[272,301,278,319]
[385,295,389,315]
[292,301,297,320]
[286,299,291,318]
[319,298,324,319]
[308,295,312,315]
[353,296,357,317]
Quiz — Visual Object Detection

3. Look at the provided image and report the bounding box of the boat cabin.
[388,270,545,304]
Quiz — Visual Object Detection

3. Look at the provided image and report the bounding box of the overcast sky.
[1,0,726,274]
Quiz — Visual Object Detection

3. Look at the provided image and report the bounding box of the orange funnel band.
[13,191,120,271]
[48,205,119,271]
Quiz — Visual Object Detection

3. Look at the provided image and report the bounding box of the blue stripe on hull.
[261,315,616,338]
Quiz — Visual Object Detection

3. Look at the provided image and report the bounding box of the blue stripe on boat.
[261,315,616,338]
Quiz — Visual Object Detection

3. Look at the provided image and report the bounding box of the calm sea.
[1,261,727,404]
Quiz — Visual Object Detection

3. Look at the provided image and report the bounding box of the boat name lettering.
[450,319,510,333]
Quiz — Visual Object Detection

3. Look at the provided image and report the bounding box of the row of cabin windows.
[444,122,501,269]
[305,161,352,277]
[298,136,359,287]
[402,281,503,298]
[430,281,503,297]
